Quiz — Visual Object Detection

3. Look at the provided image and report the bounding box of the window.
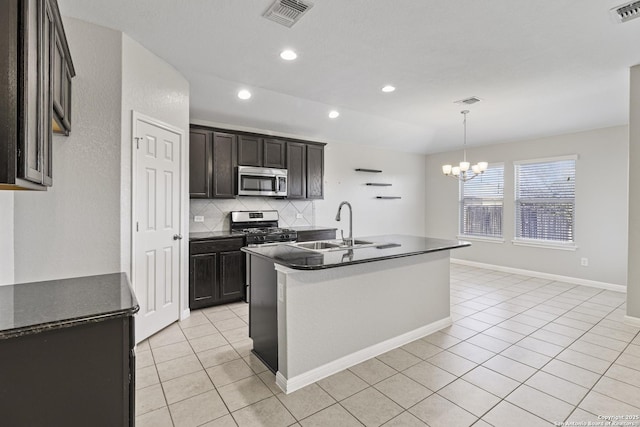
[514,157,576,245]
[459,165,504,238]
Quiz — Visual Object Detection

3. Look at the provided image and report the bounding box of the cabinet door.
[220,251,245,301]
[306,144,324,199]
[52,28,70,135]
[189,253,218,309]
[19,0,49,185]
[189,129,212,198]
[237,135,262,167]
[263,139,286,169]
[286,142,306,199]
[41,0,54,186]
[212,132,237,198]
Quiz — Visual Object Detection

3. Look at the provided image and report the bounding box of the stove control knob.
[259,235,266,241]
[282,234,289,240]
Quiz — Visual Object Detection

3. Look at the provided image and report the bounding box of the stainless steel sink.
[295,241,342,250]
[291,239,378,252]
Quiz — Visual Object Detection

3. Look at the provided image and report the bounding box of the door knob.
[173,234,183,240]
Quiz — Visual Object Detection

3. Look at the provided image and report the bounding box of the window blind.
[515,159,575,243]
[459,165,504,237]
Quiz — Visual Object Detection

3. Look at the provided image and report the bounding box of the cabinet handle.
[173,234,183,240]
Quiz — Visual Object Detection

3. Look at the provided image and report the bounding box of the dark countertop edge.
[189,232,245,241]
[289,226,338,232]
[242,242,471,270]
[0,305,140,340]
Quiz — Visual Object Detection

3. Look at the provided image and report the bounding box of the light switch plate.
[194,215,204,222]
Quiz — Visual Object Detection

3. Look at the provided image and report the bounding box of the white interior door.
[133,114,183,342]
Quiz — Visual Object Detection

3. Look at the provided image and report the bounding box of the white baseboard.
[624,315,640,328]
[180,308,190,321]
[451,258,626,293]
[275,316,453,394]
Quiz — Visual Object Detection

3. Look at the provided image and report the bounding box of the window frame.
[457,162,505,242]
[512,155,578,251]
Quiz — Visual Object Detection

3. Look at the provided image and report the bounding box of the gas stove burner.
[230,210,297,245]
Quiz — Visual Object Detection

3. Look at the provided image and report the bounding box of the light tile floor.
[135,264,640,426]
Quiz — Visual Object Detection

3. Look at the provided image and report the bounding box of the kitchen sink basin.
[291,239,378,252]
[295,241,342,250]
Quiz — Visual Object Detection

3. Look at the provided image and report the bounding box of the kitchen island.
[242,234,470,393]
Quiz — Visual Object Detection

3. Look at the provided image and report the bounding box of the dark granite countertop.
[189,231,245,241]
[242,234,470,270]
[289,226,337,232]
[0,273,139,339]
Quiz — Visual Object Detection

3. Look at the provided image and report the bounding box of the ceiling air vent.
[611,1,640,23]
[263,0,314,28]
[454,96,482,106]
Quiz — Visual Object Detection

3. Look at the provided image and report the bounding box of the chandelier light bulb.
[442,164,452,175]
[452,166,461,176]
[459,161,470,172]
[478,162,488,172]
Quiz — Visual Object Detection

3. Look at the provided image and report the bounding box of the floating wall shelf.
[366,183,392,187]
[355,168,382,173]
[376,196,402,199]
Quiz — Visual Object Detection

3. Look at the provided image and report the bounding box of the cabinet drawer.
[190,238,244,255]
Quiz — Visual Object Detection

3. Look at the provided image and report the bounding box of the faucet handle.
[340,229,346,244]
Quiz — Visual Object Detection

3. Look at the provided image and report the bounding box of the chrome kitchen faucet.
[335,201,354,247]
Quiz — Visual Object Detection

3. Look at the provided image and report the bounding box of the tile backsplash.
[189,197,315,232]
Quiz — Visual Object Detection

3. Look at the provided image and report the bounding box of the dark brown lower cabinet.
[190,237,245,309]
[0,316,135,427]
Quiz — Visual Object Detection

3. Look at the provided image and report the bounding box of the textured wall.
[628,66,640,318]
[0,193,14,285]
[425,125,629,286]
[314,142,427,237]
[13,19,123,283]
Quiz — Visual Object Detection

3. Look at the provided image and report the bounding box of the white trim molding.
[511,239,578,251]
[624,315,640,328]
[451,258,626,293]
[275,317,452,394]
[458,235,505,244]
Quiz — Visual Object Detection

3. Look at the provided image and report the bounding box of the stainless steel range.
[230,210,297,246]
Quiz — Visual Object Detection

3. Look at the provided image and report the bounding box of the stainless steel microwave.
[237,166,287,197]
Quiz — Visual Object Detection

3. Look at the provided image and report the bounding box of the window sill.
[511,239,578,251]
[457,235,505,244]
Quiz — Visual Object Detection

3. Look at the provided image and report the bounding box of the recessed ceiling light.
[328,110,340,119]
[237,89,252,100]
[280,49,297,61]
[381,85,396,93]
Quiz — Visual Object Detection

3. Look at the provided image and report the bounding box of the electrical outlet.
[194,215,204,223]
[296,213,303,219]
[581,257,589,267]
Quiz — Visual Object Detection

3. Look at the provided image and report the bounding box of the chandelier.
[442,110,488,182]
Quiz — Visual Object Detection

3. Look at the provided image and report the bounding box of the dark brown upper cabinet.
[212,131,237,198]
[189,128,212,198]
[306,143,324,199]
[238,135,286,169]
[263,138,286,169]
[286,141,324,200]
[51,10,74,137]
[189,125,324,200]
[0,0,74,191]
[286,142,306,199]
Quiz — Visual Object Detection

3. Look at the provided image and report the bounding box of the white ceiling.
[58,0,640,154]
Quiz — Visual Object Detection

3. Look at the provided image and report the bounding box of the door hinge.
[136,222,139,232]
[134,137,142,149]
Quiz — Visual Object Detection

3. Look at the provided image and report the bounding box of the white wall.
[425,126,629,286]
[314,143,427,237]
[13,19,123,283]
[628,65,640,318]
[0,193,14,284]
[120,34,190,312]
